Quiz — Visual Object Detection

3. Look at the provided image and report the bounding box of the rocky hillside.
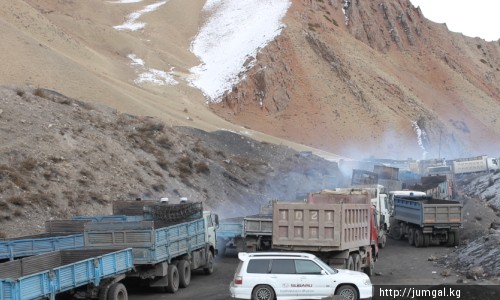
[0,86,342,238]
[1,0,498,162]
[214,0,500,159]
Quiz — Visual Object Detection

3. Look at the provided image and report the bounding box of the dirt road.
[128,240,463,300]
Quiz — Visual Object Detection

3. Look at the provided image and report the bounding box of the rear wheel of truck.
[204,251,214,275]
[346,255,355,270]
[408,228,415,246]
[453,230,460,246]
[177,260,191,288]
[414,229,424,248]
[107,283,128,300]
[446,231,456,247]
[364,256,374,277]
[423,233,430,247]
[390,224,402,240]
[335,285,359,300]
[165,264,179,293]
[352,254,361,271]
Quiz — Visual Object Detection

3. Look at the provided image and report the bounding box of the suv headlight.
[363,278,371,285]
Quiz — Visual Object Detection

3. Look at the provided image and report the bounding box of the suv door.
[294,259,333,298]
[269,259,298,298]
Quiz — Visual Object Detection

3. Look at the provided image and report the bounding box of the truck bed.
[272,201,370,251]
[0,248,133,300]
[84,219,206,265]
[393,197,462,227]
[242,214,272,237]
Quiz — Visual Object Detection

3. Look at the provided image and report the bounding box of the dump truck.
[216,218,243,255]
[84,201,218,293]
[0,248,133,300]
[336,185,390,248]
[390,194,462,247]
[272,190,379,276]
[216,204,274,254]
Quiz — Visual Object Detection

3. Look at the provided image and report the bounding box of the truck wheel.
[408,228,415,246]
[177,260,191,288]
[414,230,424,248]
[346,255,354,270]
[364,257,374,277]
[203,251,214,275]
[165,264,179,293]
[353,254,361,271]
[107,283,128,300]
[335,285,359,300]
[390,225,402,240]
[453,230,460,246]
[446,231,456,247]
[252,285,275,300]
[423,233,430,247]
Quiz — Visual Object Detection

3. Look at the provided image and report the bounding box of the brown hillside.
[213,0,500,160]
[1,0,498,161]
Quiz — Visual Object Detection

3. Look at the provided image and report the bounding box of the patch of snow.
[135,68,178,86]
[127,54,145,66]
[188,0,291,102]
[127,54,178,86]
[114,1,167,31]
[342,0,350,25]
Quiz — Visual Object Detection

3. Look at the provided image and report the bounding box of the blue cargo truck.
[84,210,219,293]
[0,248,133,300]
[390,194,462,247]
[0,216,142,261]
[216,218,243,255]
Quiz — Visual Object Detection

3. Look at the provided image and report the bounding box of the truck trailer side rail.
[84,219,206,265]
[0,248,133,300]
[0,233,84,261]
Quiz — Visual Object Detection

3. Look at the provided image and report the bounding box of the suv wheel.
[252,285,275,300]
[335,285,359,300]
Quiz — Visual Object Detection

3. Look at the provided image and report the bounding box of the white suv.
[230,252,372,300]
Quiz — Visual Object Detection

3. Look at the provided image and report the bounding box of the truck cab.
[204,211,219,255]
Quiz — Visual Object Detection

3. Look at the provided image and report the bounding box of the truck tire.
[414,230,424,248]
[364,257,374,277]
[252,284,275,300]
[335,285,359,300]
[177,260,191,288]
[346,255,354,270]
[390,225,402,240]
[423,233,430,247]
[408,228,415,246]
[165,264,179,293]
[107,283,128,300]
[453,230,460,246]
[446,231,455,247]
[353,254,361,271]
[203,251,214,275]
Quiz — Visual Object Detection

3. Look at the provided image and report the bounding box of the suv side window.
[295,259,323,275]
[247,259,271,273]
[270,259,295,274]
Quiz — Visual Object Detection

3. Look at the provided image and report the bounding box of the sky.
[410,0,500,41]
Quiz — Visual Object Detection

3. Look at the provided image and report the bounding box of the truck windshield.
[313,257,337,274]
